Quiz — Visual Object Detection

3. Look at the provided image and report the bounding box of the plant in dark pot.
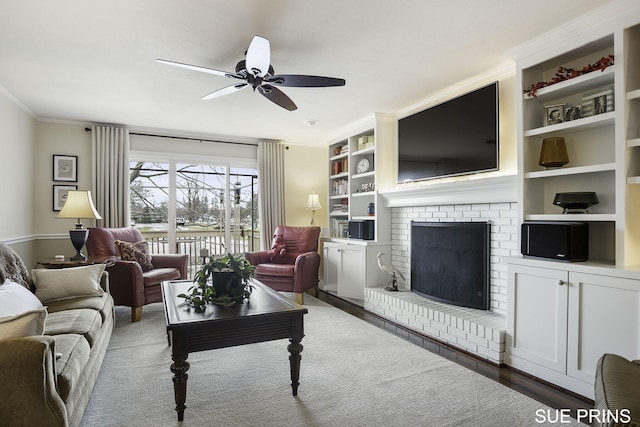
[178,253,256,310]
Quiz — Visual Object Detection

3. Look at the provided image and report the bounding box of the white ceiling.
[0,0,618,146]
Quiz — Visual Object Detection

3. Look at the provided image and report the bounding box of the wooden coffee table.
[162,279,308,421]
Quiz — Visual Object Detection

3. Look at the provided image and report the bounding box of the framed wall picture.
[53,185,77,211]
[53,155,78,182]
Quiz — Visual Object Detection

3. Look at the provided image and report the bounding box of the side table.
[37,256,116,269]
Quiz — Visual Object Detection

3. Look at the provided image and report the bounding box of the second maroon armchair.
[85,227,188,322]
[245,225,321,304]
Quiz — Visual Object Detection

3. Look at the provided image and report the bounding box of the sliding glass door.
[129,159,258,276]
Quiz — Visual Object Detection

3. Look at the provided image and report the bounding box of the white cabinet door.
[322,244,340,293]
[337,244,365,299]
[507,264,568,373]
[567,272,640,383]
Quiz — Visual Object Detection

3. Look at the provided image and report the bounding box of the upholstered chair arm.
[106,260,145,308]
[152,254,189,279]
[244,251,272,266]
[293,251,321,294]
[0,336,68,426]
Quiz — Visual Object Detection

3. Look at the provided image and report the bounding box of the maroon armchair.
[85,227,188,322]
[245,226,321,305]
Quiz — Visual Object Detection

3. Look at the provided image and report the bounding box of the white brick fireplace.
[367,175,519,364]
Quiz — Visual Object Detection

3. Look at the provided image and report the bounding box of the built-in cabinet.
[508,12,640,399]
[323,240,391,302]
[323,113,394,303]
[506,258,640,399]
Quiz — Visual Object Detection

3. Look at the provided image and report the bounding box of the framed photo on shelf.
[565,106,582,121]
[53,185,77,211]
[544,104,565,126]
[53,155,78,182]
[581,86,614,117]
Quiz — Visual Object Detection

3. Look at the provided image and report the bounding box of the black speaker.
[521,221,588,262]
[348,220,374,240]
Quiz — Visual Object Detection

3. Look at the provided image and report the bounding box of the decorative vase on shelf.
[539,137,569,169]
[367,202,375,216]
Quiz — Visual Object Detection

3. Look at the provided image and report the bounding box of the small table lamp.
[57,190,102,260]
[306,191,321,225]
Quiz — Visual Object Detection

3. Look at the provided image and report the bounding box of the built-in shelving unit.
[322,114,394,304]
[517,27,640,265]
[506,7,640,400]
[326,115,392,242]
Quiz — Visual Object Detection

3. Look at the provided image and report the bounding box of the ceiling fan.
[157,35,346,111]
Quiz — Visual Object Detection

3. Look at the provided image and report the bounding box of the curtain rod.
[84,127,259,147]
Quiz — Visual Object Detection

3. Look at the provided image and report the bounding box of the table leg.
[287,338,303,396]
[170,352,190,421]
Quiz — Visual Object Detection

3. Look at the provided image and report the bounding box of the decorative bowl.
[553,192,599,214]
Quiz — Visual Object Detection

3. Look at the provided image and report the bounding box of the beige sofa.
[0,242,114,427]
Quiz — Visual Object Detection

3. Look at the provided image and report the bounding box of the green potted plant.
[178,253,256,310]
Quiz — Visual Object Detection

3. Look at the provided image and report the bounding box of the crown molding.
[0,83,36,118]
[506,0,640,62]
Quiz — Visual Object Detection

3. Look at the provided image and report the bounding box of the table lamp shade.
[57,190,102,261]
[306,191,321,226]
[57,190,102,226]
[306,193,321,211]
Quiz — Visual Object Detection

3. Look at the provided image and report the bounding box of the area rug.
[81,295,585,426]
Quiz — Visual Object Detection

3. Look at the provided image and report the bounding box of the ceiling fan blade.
[201,83,248,100]
[265,74,346,87]
[258,85,297,111]
[245,36,271,77]
[157,59,241,79]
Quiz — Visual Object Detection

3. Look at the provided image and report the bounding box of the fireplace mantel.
[379,174,517,207]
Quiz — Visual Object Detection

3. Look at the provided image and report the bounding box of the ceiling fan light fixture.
[157,35,345,111]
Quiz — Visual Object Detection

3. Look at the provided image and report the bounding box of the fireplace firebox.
[411,221,490,310]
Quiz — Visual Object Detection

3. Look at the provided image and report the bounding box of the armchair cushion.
[31,264,106,303]
[115,240,153,271]
[143,268,182,287]
[255,263,294,278]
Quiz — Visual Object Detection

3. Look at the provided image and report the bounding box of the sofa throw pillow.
[114,240,153,272]
[31,264,106,303]
[0,280,43,318]
[0,308,47,339]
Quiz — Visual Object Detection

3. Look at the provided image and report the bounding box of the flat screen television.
[397,82,499,182]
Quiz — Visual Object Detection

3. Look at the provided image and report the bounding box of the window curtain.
[257,141,286,249]
[91,125,130,227]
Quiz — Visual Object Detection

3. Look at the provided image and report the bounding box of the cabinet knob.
[558,280,565,286]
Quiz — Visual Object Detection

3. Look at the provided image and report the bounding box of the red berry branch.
[524,55,614,98]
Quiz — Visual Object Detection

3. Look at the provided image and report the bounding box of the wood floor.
[316,290,594,421]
